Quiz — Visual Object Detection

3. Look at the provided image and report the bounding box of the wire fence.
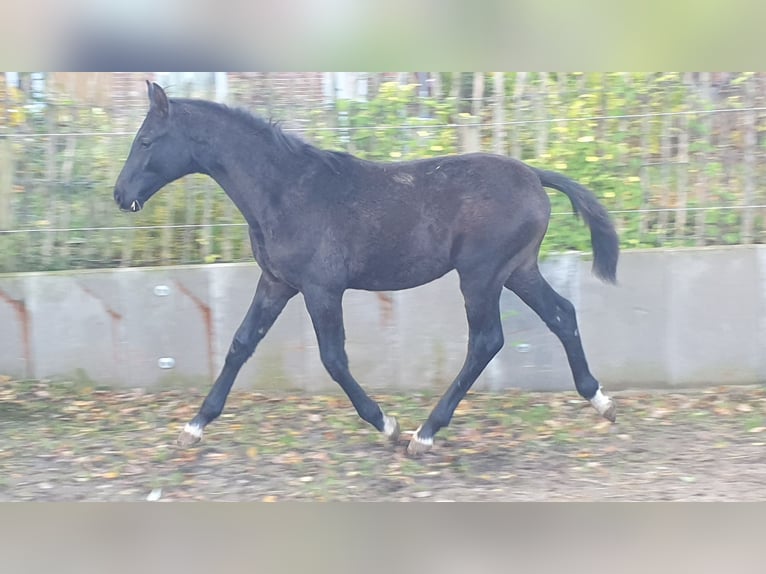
[7,105,766,137]
[2,72,766,273]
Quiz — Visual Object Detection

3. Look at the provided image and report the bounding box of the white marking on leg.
[411,426,433,447]
[407,426,433,456]
[383,415,398,438]
[590,388,614,417]
[183,422,204,439]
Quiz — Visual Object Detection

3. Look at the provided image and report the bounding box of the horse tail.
[531,167,619,284]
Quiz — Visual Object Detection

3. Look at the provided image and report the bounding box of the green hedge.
[1,73,764,273]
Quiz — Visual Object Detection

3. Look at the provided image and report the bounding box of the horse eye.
[140,139,152,149]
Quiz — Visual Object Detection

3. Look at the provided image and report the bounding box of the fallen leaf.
[262,495,278,502]
[274,451,303,465]
[594,421,612,432]
[247,447,259,459]
[204,452,229,462]
[102,471,120,479]
[748,427,765,433]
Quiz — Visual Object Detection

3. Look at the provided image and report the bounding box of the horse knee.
[226,334,256,366]
[481,327,505,357]
[490,334,505,358]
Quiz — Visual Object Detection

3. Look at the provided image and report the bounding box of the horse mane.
[176,98,351,175]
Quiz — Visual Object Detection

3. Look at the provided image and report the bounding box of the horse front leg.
[407,276,505,455]
[302,286,400,443]
[177,272,297,446]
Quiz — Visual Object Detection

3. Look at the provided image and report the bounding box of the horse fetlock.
[406,426,434,456]
[177,422,204,447]
[590,388,616,422]
[383,414,401,442]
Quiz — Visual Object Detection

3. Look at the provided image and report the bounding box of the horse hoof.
[383,414,400,443]
[590,388,616,422]
[406,427,433,456]
[177,423,203,447]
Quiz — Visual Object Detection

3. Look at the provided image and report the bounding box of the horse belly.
[348,247,453,291]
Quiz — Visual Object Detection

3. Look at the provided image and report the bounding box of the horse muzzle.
[114,186,143,212]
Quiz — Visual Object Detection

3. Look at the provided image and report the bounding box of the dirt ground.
[1,377,765,501]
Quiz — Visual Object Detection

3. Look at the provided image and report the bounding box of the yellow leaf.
[594,421,612,431]
[262,495,278,502]
[102,471,120,479]
[247,447,259,460]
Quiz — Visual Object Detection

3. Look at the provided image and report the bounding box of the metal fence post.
[0,137,12,231]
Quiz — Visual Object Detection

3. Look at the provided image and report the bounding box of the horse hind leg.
[407,273,506,455]
[505,264,616,422]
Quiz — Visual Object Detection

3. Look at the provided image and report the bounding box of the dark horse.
[114,82,618,455]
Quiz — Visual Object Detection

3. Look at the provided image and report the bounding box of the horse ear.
[148,82,169,117]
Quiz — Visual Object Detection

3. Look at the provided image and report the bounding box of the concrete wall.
[0,246,763,392]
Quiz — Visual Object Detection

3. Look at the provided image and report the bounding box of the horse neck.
[182,105,289,223]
